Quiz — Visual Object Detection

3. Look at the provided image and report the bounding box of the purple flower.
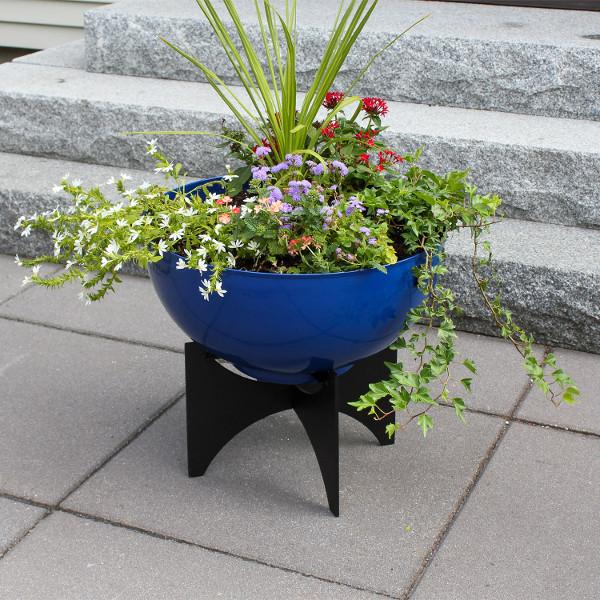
[346,196,365,216]
[287,180,312,202]
[254,145,271,158]
[280,202,294,213]
[335,247,342,255]
[368,237,378,245]
[309,162,325,176]
[331,160,349,177]
[359,226,371,235]
[268,186,283,202]
[271,161,290,174]
[285,153,303,167]
[251,165,270,181]
[376,208,389,216]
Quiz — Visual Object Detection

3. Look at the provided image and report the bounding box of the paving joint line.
[57,390,185,507]
[403,362,541,599]
[0,264,63,309]
[56,506,399,599]
[0,313,184,355]
[0,391,184,562]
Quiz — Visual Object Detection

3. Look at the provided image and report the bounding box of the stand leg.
[185,342,292,477]
[338,347,396,446]
[293,374,340,517]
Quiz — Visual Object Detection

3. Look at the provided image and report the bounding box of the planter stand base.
[185,343,395,516]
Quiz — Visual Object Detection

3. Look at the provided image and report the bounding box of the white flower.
[207,193,221,203]
[157,239,168,257]
[177,206,197,217]
[52,184,63,194]
[21,224,32,238]
[122,189,136,198]
[139,181,151,191]
[100,256,110,268]
[197,259,208,274]
[21,276,32,287]
[213,241,226,253]
[62,173,70,181]
[146,139,158,155]
[222,173,238,182]
[78,291,85,302]
[72,179,82,187]
[115,262,123,272]
[196,247,208,258]
[105,239,120,256]
[199,287,210,302]
[248,240,260,254]
[199,234,212,243]
[159,214,170,228]
[31,265,41,276]
[65,260,75,270]
[129,198,139,207]
[132,218,144,227]
[154,163,174,174]
[116,218,128,228]
[106,176,117,185]
[128,229,140,243]
[184,249,192,260]
[176,258,187,270]
[13,216,25,231]
[14,254,22,266]
[226,254,236,267]
[229,239,243,249]
[169,226,186,241]
[121,173,132,181]
[214,281,227,297]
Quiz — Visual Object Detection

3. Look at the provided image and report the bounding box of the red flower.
[323,91,345,110]
[375,164,385,172]
[378,149,404,166]
[355,130,378,147]
[362,97,388,118]
[321,120,340,139]
[358,153,370,165]
[231,206,241,214]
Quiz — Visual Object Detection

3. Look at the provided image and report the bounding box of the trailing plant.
[14,0,578,435]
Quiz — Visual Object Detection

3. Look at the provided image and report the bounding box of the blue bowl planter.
[148,178,427,385]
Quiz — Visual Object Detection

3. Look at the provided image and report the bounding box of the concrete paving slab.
[0,512,388,600]
[0,271,188,351]
[0,320,184,504]
[518,348,600,435]
[0,255,61,306]
[63,400,503,597]
[411,423,600,600]
[0,498,46,554]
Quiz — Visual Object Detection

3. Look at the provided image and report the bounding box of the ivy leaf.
[460,378,472,392]
[463,359,477,374]
[417,413,434,437]
[562,386,580,405]
[385,423,398,439]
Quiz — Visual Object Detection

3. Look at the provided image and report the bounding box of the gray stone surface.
[84,0,600,121]
[0,319,184,504]
[0,256,61,304]
[0,152,166,257]
[1,63,599,229]
[0,271,188,351]
[411,423,600,600]
[0,498,46,554]
[15,40,86,71]
[63,401,503,597]
[444,219,600,354]
[518,348,600,435]
[0,512,389,600]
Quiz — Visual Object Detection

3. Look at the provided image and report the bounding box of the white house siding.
[0,0,109,49]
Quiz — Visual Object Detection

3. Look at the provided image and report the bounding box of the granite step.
[83,0,600,121]
[1,61,599,229]
[1,152,598,353]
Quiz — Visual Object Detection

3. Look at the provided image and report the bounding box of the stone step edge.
[1,152,597,353]
[1,63,598,230]
[82,0,600,122]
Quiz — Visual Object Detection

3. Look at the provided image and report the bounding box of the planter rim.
[164,248,424,280]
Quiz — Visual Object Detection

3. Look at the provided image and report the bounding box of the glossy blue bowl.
[148,178,426,384]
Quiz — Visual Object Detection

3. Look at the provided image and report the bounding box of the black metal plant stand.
[185,342,395,516]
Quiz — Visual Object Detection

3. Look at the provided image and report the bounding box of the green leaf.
[417,413,434,437]
[462,358,477,374]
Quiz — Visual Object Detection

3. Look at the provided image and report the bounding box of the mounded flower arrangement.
[15,0,578,436]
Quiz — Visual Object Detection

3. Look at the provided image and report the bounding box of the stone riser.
[84,0,600,121]
[1,152,599,353]
[1,62,599,230]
